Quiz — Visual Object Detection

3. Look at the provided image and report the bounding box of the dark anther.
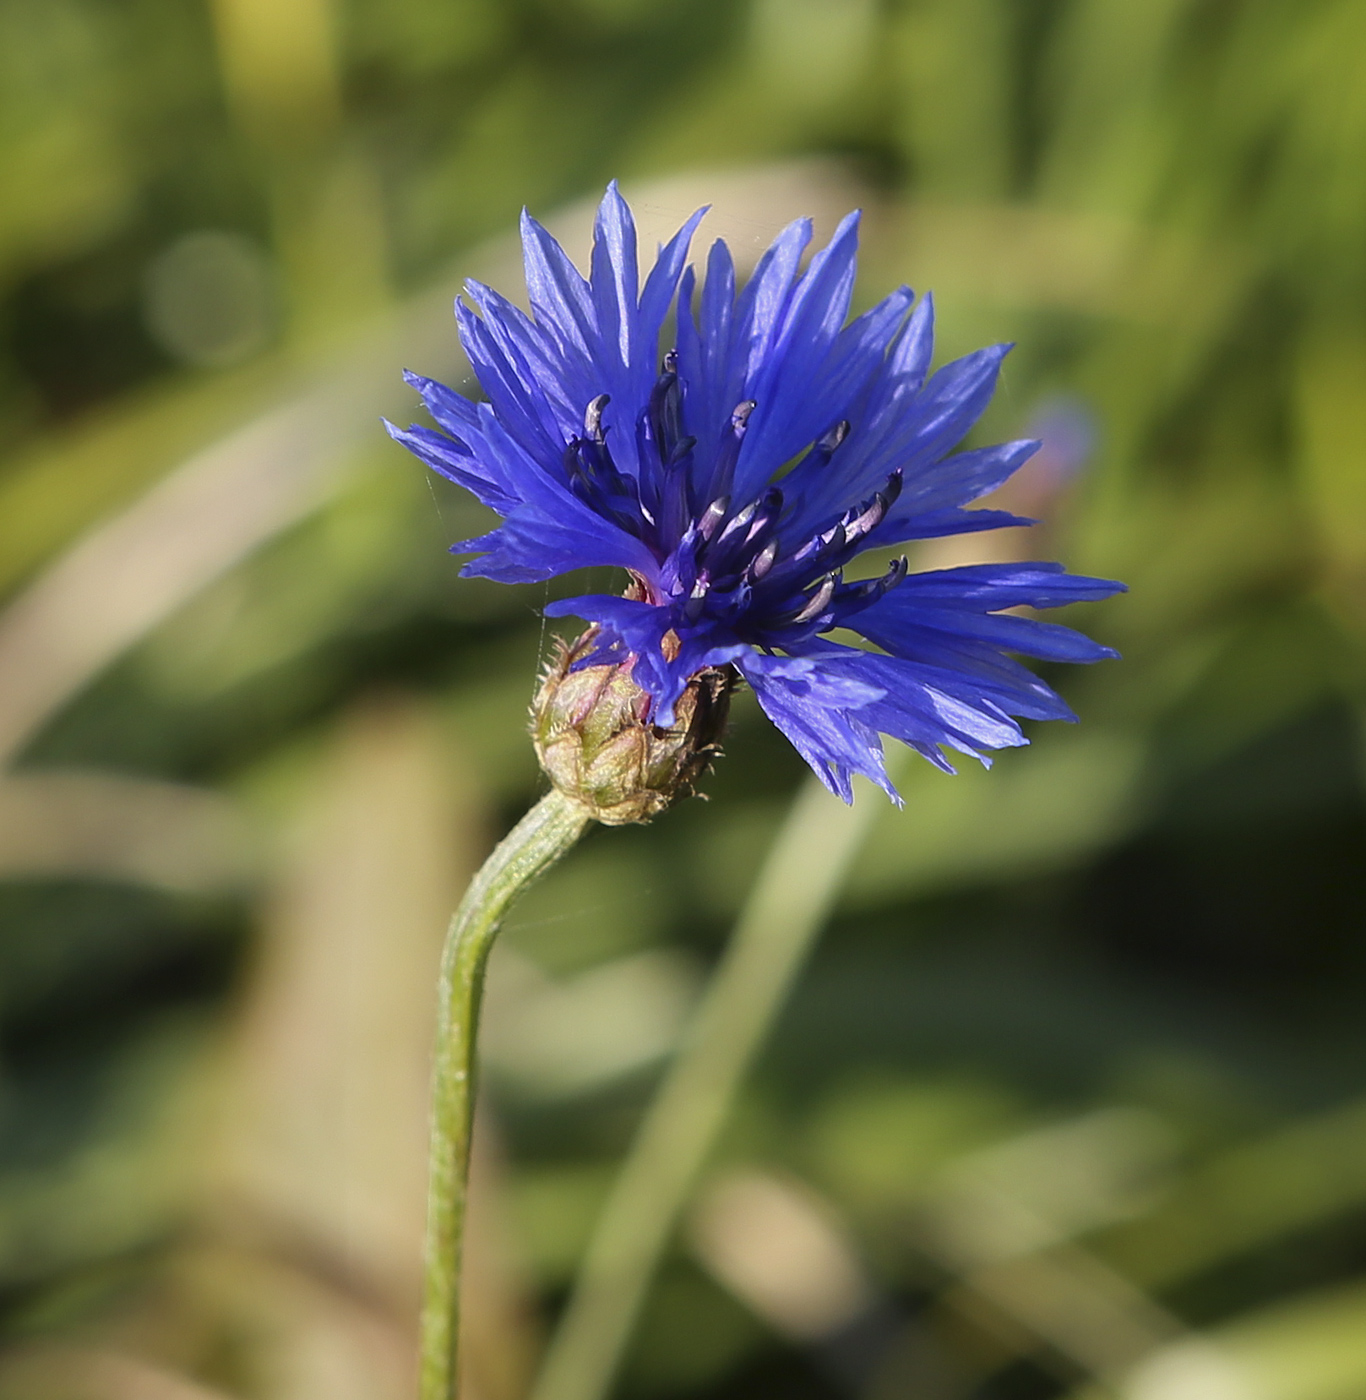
[845,471,903,544]
[564,429,644,538]
[839,556,909,615]
[749,538,779,580]
[818,420,850,454]
[663,348,679,374]
[668,435,697,465]
[698,496,730,540]
[564,441,588,488]
[847,491,890,543]
[684,578,710,622]
[744,487,784,544]
[584,394,610,442]
[802,419,852,475]
[649,371,685,464]
[701,402,756,507]
[717,498,759,545]
[792,574,837,624]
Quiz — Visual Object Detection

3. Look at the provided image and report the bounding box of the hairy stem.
[421,787,592,1400]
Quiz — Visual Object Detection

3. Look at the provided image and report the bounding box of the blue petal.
[735,649,894,803]
[875,506,1037,543]
[733,211,862,501]
[456,500,654,582]
[455,297,569,471]
[403,371,482,437]
[807,284,916,429]
[443,414,657,580]
[462,279,595,444]
[854,564,1125,664]
[383,420,519,514]
[590,181,640,375]
[734,218,813,381]
[638,205,710,414]
[639,205,709,364]
[786,644,1030,776]
[520,208,596,358]
[890,561,1127,608]
[677,240,745,497]
[917,611,1120,663]
[880,342,1013,474]
[851,631,1079,723]
[895,437,1039,510]
[781,292,934,528]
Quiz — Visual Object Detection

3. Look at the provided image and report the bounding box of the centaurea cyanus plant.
[389,184,1124,1399]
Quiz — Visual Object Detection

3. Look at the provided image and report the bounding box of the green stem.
[528,768,896,1400]
[421,787,592,1400]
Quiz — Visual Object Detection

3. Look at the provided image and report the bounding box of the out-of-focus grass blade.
[1085,1280,1366,1400]
[846,729,1145,907]
[1295,327,1366,622]
[0,770,257,893]
[1098,1098,1366,1293]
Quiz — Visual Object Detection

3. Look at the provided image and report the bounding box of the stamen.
[648,372,684,463]
[563,431,643,537]
[668,435,697,465]
[749,538,778,580]
[844,471,903,544]
[747,487,784,542]
[698,496,729,540]
[717,498,758,545]
[584,394,610,442]
[817,420,850,454]
[827,557,908,627]
[792,575,837,624]
[684,578,710,622]
[789,536,823,567]
[846,490,890,543]
[701,401,758,509]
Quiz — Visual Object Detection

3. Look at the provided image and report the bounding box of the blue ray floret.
[388,184,1125,802]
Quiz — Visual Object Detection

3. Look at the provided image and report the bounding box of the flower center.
[566,361,909,640]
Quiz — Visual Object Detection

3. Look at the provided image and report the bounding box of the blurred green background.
[2,1,1366,1398]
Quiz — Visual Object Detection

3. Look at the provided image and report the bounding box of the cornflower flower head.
[389,184,1124,809]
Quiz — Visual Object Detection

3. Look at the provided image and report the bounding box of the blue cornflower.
[389,184,1124,803]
